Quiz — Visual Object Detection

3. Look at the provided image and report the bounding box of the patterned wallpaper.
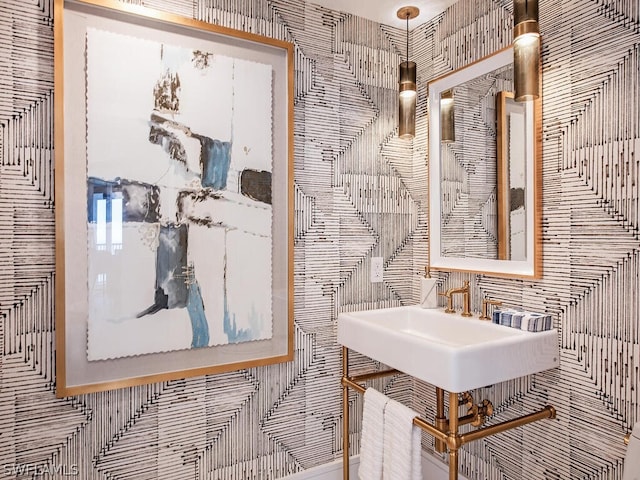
[0,0,638,479]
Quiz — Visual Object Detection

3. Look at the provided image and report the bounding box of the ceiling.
[309,0,458,29]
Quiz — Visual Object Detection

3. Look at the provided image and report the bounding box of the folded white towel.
[382,398,423,480]
[359,388,389,480]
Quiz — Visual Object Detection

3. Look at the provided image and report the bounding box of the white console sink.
[337,306,559,392]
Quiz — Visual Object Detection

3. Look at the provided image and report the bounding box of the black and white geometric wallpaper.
[0,0,638,479]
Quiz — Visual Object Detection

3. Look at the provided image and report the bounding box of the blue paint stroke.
[191,134,232,190]
[222,295,263,344]
[187,280,210,348]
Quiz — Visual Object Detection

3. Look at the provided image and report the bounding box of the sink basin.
[337,306,559,392]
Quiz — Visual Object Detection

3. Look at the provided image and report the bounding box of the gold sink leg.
[448,392,460,480]
[435,387,448,453]
[342,346,350,480]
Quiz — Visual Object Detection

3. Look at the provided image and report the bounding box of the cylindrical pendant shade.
[397,6,419,139]
[514,33,540,101]
[399,60,416,139]
[513,0,540,101]
[399,61,416,96]
[440,90,455,143]
[514,0,538,27]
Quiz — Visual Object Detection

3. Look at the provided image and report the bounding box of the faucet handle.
[480,298,502,321]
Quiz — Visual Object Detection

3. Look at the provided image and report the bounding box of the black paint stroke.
[148,114,188,164]
[137,223,189,318]
[240,169,272,205]
[176,189,223,227]
[153,70,181,112]
[510,187,525,212]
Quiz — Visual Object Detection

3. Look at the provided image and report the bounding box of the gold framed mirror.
[428,46,542,278]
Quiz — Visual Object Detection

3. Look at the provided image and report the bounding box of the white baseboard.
[282,452,468,480]
[283,456,359,480]
[421,451,469,480]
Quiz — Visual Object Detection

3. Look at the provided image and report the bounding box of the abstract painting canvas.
[85,28,274,360]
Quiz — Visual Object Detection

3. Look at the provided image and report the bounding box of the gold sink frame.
[340,346,556,480]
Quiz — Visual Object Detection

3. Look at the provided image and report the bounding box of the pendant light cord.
[405,13,409,63]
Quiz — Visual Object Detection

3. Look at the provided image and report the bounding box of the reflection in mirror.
[438,62,513,260]
[428,46,541,278]
[440,90,455,143]
[497,91,527,261]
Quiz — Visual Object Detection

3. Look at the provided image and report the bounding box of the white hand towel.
[382,398,423,480]
[623,422,640,480]
[359,388,389,480]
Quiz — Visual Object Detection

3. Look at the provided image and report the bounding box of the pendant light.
[397,6,419,139]
[440,89,455,142]
[513,0,540,101]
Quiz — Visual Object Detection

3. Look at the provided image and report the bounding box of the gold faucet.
[480,298,502,321]
[438,280,472,317]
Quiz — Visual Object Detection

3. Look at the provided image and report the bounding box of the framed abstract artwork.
[54,0,294,396]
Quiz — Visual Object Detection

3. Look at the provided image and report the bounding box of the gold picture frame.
[54,0,294,396]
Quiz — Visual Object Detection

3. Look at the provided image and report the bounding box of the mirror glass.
[428,46,541,278]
